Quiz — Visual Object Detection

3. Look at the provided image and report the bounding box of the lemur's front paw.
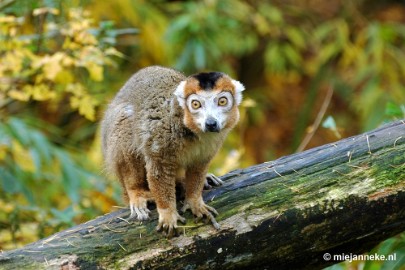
[129,198,150,221]
[181,198,220,230]
[156,208,186,238]
[204,173,224,190]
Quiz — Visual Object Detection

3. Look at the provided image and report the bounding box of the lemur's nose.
[205,117,219,132]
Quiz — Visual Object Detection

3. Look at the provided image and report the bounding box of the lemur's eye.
[191,100,201,109]
[218,97,228,106]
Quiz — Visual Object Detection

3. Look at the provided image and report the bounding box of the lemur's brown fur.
[101,66,244,237]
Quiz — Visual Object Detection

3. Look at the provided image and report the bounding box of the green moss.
[211,140,405,222]
[0,259,43,270]
[373,165,405,189]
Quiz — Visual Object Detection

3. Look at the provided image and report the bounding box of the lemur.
[101,66,244,237]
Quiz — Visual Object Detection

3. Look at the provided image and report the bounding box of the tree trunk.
[1,120,404,270]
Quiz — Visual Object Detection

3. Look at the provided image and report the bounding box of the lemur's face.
[174,72,245,134]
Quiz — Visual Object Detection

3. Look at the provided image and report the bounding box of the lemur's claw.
[129,204,150,221]
[156,210,185,238]
[204,173,224,190]
[156,223,178,238]
[183,199,220,230]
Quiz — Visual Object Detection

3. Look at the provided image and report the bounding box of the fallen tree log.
[0,119,404,270]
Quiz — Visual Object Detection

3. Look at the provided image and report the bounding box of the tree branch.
[1,120,404,270]
[295,85,334,152]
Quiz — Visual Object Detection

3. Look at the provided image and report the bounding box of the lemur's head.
[174,72,245,134]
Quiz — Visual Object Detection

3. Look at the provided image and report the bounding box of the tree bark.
[1,120,404,270]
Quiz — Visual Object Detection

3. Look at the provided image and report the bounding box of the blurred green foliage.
[0,0,123,248]
[0,0,404,269]
[0,117,107,243]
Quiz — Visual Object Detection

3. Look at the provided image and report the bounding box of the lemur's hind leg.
[117,154,153,220]
[182,165,220,230]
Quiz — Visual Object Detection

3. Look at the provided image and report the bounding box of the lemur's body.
[101,66,244,236]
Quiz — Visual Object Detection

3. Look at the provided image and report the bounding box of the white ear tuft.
[231,79,245,93]
[174,81,187,108]
[231,79,245,105]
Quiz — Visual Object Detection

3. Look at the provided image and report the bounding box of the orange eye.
[191,100,201,109]
[218,97,228,106]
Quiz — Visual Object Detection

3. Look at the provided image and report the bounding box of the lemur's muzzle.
[205,117,220,132]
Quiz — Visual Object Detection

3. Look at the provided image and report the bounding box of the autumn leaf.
[70,94,97,121]
[85,61,103,82]
[8,89,30,101]
[23,84,56,101]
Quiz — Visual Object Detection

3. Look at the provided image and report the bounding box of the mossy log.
[1,120,404,270]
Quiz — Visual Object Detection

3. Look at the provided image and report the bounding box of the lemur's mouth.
[206,128,220,133]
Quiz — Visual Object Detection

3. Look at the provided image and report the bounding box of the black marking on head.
[192,72,224,90]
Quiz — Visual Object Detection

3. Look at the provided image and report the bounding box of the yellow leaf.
[241,98,257,108]
[35,74,44,84]
[0,144,7,161]
[70,94,97,121]
[62,38,81,50]
[0,200,15,213]
[79,95,96,121]
[12,141,35,172]
[3,51,24,74]
[61,55,75,67]
[54,70,74,84]
[66,83,85,96]
[24,84,56,101]
[252,14,271,35]
[105,47,124,58]
[76,31,97,45]
[42,53,64,80]
[85,62,103,81]
[8,89,30,101]
[70,95,80,109]
[33,7,59,16]
[0,15,18,23]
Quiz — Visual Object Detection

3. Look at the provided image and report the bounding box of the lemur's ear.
[231,79,245,105]
[174,81,186,108]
